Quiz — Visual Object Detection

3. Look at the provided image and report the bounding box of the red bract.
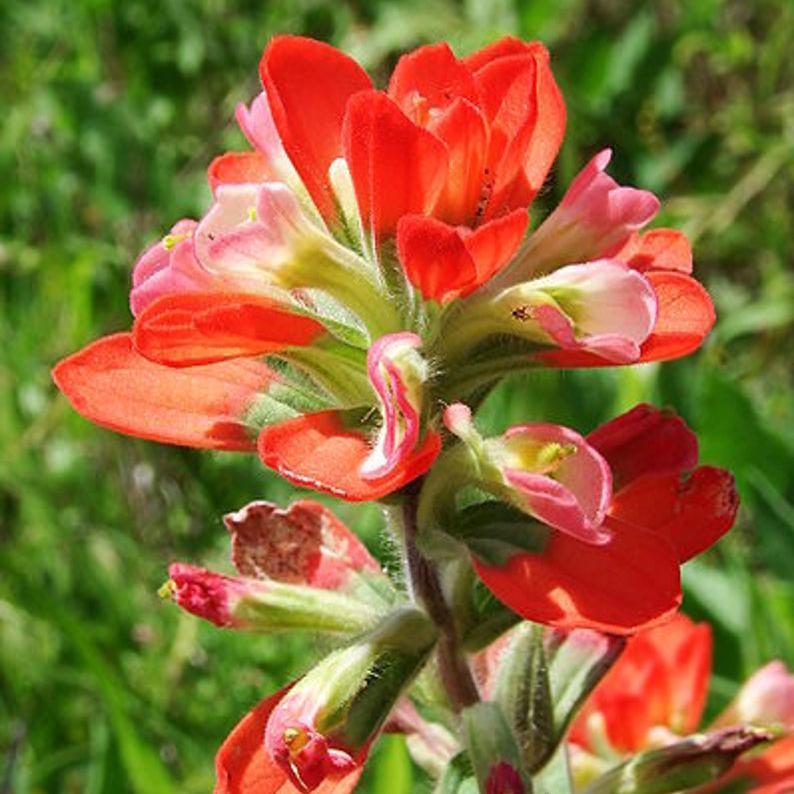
[472,404,738,633]
[54,35,719,503]
[569,614,712,752]
[214,687,362,794]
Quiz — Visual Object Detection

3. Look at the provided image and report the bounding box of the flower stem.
[401,480,480,712]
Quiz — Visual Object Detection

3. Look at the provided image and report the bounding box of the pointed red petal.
[610,466,739,563]
[52,333,272,450]
[587,403,699,490]
[388,42,478,115]
[133,292,324,366]
[343,91,448,241]
[474,47,565,215]
[257,410,441,501]
[260,36,372,222]
[462,208,529,290]
[397,210,526,304]
[397,216,477,304]
[208,152,272,195]
[214,686,362,794]
[473,516,682,634]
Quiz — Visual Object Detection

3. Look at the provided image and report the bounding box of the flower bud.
[164,562,381,635]
[508,148,659,280]
[441,405,612,544]
[264,608,437,791]
[715,661,794,732]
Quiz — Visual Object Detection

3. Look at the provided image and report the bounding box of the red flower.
[569,614,712,753]
[54,36,719,504]
[214,686,362,794]
[470,404,738,633]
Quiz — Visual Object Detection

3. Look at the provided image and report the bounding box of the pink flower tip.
[166,562,244,627]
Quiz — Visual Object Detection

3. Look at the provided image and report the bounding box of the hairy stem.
[401,480,480,712]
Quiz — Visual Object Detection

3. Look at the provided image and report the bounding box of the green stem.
[400,480,481,713]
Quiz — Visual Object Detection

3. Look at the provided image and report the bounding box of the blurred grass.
[1,0,793,791]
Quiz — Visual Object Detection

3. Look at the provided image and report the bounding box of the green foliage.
[1,0,793,790]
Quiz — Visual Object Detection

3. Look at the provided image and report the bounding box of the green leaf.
[369,735,414,794]
[462,702,532,793]
[434,752,478,794]
[455,502,551,567]
[493,623,555,772]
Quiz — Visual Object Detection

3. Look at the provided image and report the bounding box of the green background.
[1,0,793,791]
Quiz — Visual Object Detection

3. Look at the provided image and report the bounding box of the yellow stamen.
[162,232,190,250]
[283,726,309,755]
[158,579,176,600]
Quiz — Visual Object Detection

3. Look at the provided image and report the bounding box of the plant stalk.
[401,480,480,712]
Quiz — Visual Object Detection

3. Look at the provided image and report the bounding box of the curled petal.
[343,90,448,241]
[257,411,441,501]
[133,292,325,366]
[361,332,427,480]
[397,210,528,304]
[587,403,699,490]
[52,333,272,451]
[609,466,739,563]
[260,36,372,222]
[473,515,681,634]
[502,423,612,543]
[224,500,380,588]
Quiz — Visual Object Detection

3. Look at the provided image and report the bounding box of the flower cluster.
[53,34,746,794]
[568,614,794,792]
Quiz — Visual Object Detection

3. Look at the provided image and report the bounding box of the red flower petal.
[463,36,540,73]
[609,466,739,563]
[208,152,272,195]
[587,403,699,490]
[214,686,362,794]
[615,228,693,274]
[473,515,681,634]
[133,292,325,367]
[388,42,478,118]
[397,210,527,303]
[224,500,381,589]
[474,47,565,217]
[260,36,372,222]
[536,270,715,368]
[257,410,441,501]
[52,333,272,450]
[343,90,448,241]
[638,270,715,361]
[427,98,489,224]
[571,614,711,753]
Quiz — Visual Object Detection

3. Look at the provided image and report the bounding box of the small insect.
[511,305,534,322]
